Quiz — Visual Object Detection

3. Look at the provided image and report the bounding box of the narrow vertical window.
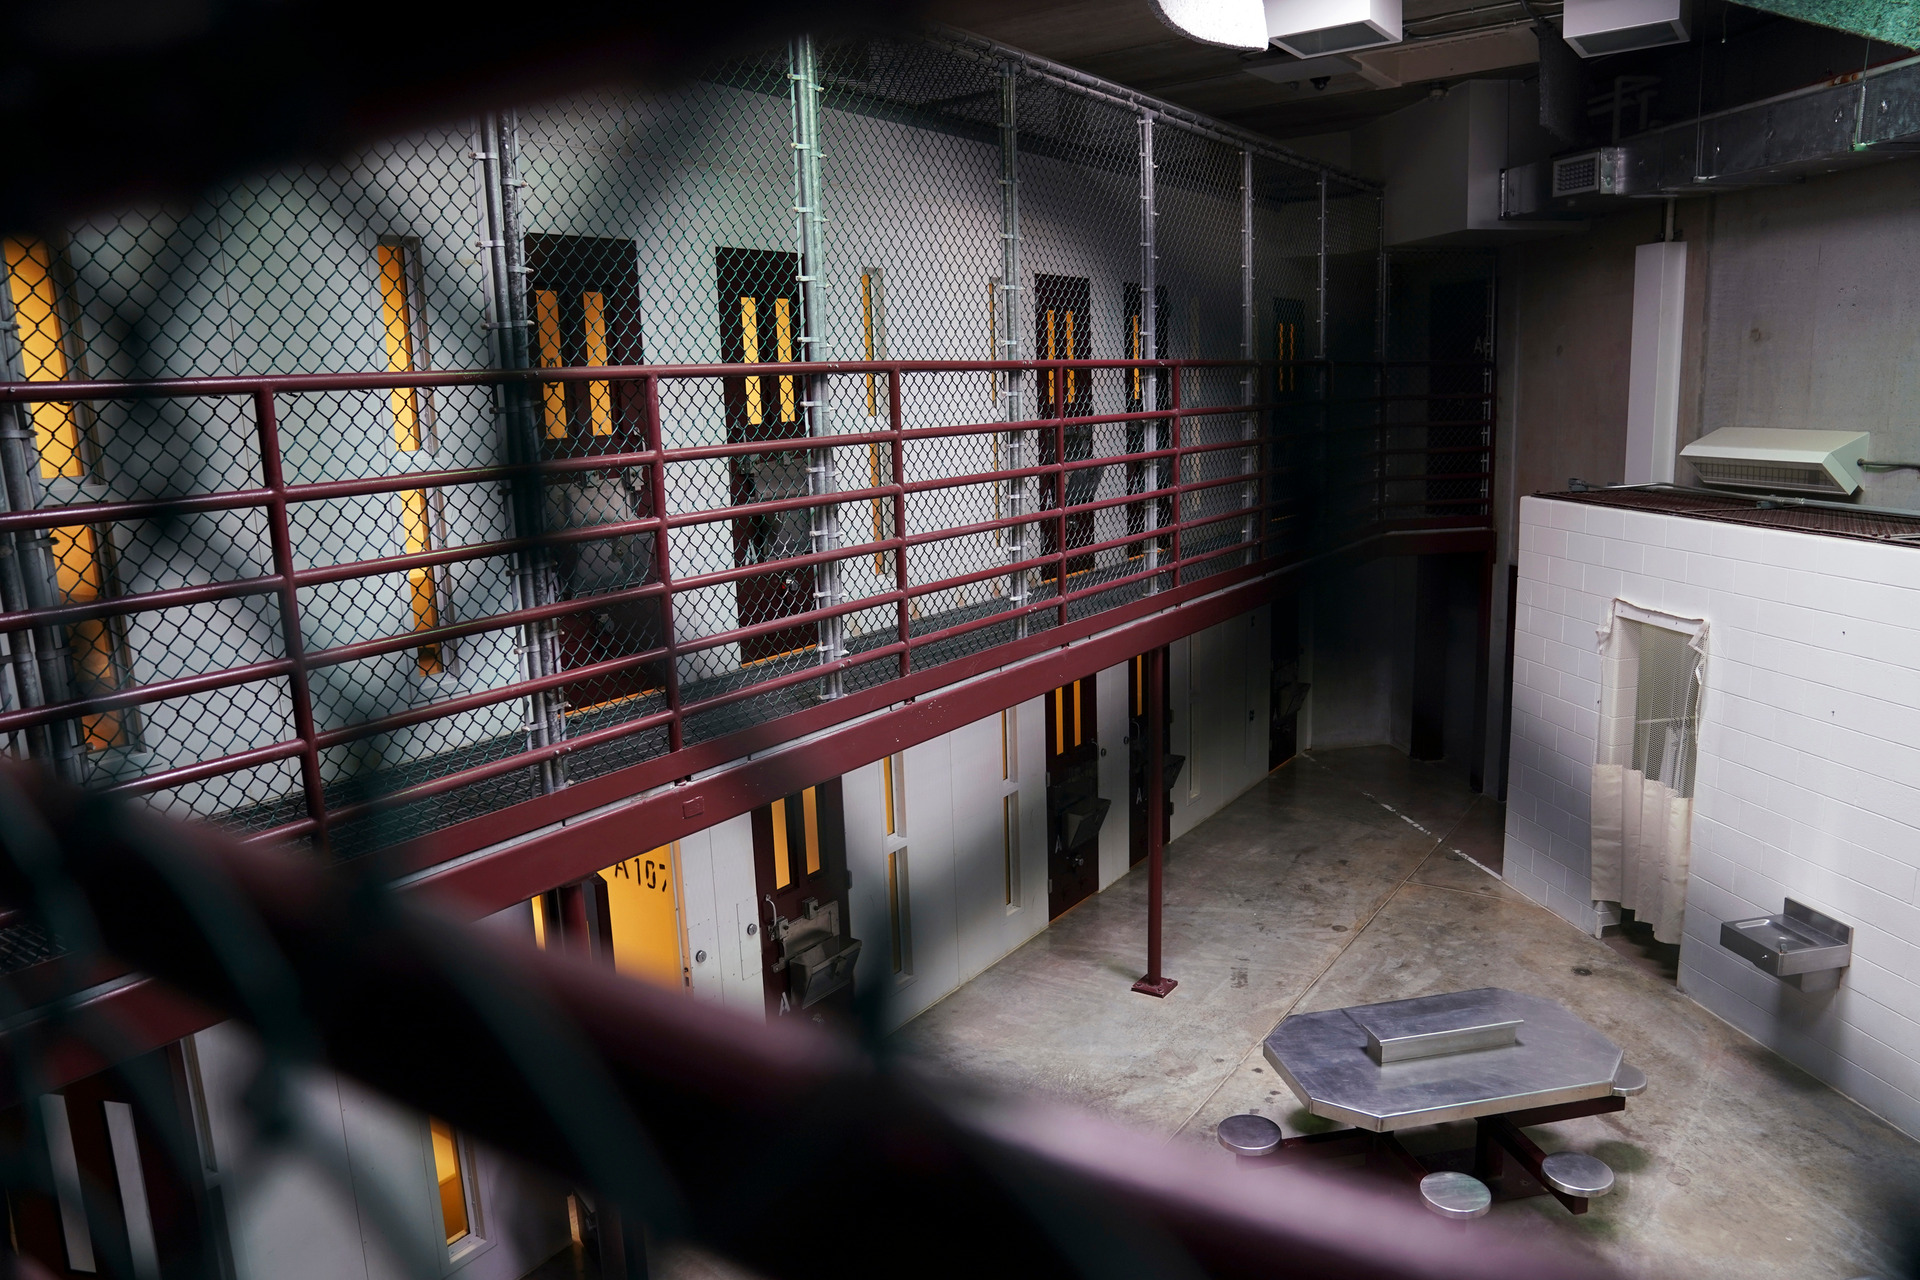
[400,488,445,675]
[999,710,1010,781]
[534,289,568,438]
[1063,310,1076,407]
[770,795,791,889]
[3,236,85,478]
[1003,794,1019,907]
[1045,308,1057,407]
[887,848,906,973]
[739,295,763,426]
[428,1118,472,1246]
[50,524,129,748]
[1072,678,1083,748]
[774,296,797,423]
[882,755,898,836]
[582,290,612,435]
[802,784,822,876]
[528,897,547,949]
[375,242,425,452]
[1053,685,1065,756]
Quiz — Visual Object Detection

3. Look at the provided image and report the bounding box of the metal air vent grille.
[1553,154,1599,196]
[1688,459,1848,496]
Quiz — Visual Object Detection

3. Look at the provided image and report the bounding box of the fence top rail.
[0,357,1491,403]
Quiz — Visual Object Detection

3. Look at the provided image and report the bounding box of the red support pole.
[1133,642,1176,998]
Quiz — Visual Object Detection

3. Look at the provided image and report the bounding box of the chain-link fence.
[0,29,1481,868]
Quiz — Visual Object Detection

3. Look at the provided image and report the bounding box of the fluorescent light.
[1263,0,1402,57]
[1148,0,1269,50]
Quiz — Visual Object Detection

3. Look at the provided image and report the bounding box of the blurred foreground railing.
[0,770,1611,1280]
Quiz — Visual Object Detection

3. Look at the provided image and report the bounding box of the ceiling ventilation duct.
[1263,0,1402,57]
[1680,428,1869,497]
[1562,0,1691,58]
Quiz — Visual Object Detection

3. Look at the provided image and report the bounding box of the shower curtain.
[1589,601,1706,945]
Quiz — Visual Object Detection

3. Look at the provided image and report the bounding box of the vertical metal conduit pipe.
[999,62,1028,639]
[477,111,566,794]
[1139,110,1161,595]
[791,36,844,701]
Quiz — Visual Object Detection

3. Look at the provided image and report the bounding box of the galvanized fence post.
[999,61,1028,639]
[791,36,844,701]
[476,110,568,793]
[1139,108,1160,596]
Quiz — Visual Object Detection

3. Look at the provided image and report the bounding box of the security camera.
[1311,75,1331,90]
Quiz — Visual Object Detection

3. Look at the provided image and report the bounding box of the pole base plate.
[1132,975,1179,998]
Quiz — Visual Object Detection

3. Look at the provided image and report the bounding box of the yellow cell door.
[599,845,685,988]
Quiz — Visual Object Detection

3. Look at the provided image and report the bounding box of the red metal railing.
[0,357,1490,875]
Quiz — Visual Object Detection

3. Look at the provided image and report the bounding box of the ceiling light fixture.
[1147,0,1270,51]
[1263,0,1403,57]
[1562,0,1691,57]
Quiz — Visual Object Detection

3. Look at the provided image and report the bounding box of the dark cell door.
[1126,649,1173,868]
[5,1046,213,1280]
[1425,278,1494,517]
[1269,296,1313,560]
[1269,589,1304,770]
[1123,283,1170,562]
[752,780,861,1019]
[525,233,664,712]
[1044,675,1107,917]
[1034,274,1095,582]
[718,247,816,666]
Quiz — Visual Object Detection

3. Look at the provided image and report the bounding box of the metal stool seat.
[1612,1063,1648,1096]
[1419,1171,1492,1220]
[1216,1113,1282,1158]
[1540,1151,1615,1198]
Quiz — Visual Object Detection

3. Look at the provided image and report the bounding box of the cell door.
[1043,676,1106,918]
[718,248,816,666]
[1125,649,1171,868]
[4,1047,212,1280]
[597,844,687,989]
[1033,274,1095,581]
[525,234,664,711]
[751,780,860,1018]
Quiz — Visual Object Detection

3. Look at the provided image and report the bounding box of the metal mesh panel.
[0,31,1423,868]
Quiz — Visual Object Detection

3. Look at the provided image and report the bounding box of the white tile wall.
[1505,495,1920,1136]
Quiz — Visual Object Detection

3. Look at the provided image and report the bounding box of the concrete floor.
[889,747,1920,1280]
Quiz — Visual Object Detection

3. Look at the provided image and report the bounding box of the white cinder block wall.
[1505,494,1920,1136]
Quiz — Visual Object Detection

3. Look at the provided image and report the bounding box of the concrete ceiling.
[925,0,1560,140]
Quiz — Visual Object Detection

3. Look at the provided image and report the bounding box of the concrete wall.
[191,1021,569,1280]
[1504,494,1920,1136]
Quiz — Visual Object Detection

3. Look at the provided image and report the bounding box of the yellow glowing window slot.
[775,296,796,423]
[4,238,84,479]
[740,296,763,427]
[429,1118,470,1245]
[602,847,683,987]
[882,756,896,834]
[1072,679,1082,747]
[582,290,611,435]
[770,795,791,888]
[887,850,903,972]
[50,523,126,750]
[1064,311,1075,406]
[533,289,567,439]
[1000,710,1009,780]
[529,898,546,950]
[1053,686,1064,756]
[400,488,444,675]
[1003,795,1015,905]
[1045,309,1056,407]
[802,785,822,876]
[375,245,421,452]
[862,272,877,416]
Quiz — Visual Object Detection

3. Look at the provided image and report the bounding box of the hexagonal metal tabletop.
[1263,988,1624,1133]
